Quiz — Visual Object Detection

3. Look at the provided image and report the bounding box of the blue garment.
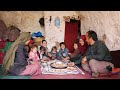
[57,48,69,60]
[48,51,58,60]
[32,32,42,38]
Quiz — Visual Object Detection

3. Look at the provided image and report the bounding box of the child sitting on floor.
[28,44,40,64]
[48,46,57,60]
[57,42,69,61]
[39,46,49,61]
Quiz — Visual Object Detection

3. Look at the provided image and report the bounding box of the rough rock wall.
[79,11,120,51]
[44,11,79,51]
[1,11,119,51]
[0,11,45,35]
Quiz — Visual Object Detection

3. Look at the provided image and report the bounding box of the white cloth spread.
[41,60,85,75]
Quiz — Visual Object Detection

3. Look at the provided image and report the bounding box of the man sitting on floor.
[81,30,114,78]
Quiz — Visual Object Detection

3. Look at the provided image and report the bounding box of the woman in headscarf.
[2,32,41,76]
[68,35,88,65]
[78,35,88,56]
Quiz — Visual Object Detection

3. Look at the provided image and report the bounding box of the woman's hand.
[68,53,71,55]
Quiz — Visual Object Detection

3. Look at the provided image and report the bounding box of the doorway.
[64,19,81,53]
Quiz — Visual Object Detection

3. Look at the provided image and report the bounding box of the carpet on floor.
[30,73,92,79]
[30,68,120,79]
[0,76,30,79]
[30,73,120,79]
[0,65,30,79]
[0,65,120,79]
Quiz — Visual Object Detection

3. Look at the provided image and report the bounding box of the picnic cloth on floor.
[41,60,85,75]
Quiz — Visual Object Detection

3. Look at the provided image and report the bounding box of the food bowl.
[50,61,67,69]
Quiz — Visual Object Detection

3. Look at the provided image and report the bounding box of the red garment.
[0,39,6,49]
[0,52,4,64]
[78,35,88,56]
[29,40,34,44]
[80,35,86,43]
[70,35,88,58]
[70,48,80,58]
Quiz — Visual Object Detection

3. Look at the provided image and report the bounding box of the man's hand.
[82,56,87,64]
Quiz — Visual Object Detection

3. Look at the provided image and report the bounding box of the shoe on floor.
[92,72,100,78]
[112,68,120,73]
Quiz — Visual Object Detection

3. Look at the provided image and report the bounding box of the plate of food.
[50,61,67,69]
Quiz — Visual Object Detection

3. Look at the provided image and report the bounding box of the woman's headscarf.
[2,32,31,75]
[78,35,88,56]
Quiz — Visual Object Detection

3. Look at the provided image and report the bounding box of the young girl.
[39,46,48,60]
[28,45,40,64]
[48,46,57,60]
[68,42,79,58]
